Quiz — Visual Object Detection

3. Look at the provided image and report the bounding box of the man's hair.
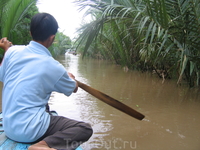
[30,13,58,41]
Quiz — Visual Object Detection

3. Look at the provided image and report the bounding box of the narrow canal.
[49,54,200,150]
[0,53,199,150]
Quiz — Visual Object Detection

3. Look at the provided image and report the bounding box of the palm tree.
[0,0,38,62]
[0,0,72,59]
[75,0,200,87]
[0,0,37,44]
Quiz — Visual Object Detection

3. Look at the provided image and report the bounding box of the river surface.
[1,54,200,150]
[48,54,200,150]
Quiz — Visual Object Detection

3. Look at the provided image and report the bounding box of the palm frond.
[1,0,36,38]
[75,0,200,86]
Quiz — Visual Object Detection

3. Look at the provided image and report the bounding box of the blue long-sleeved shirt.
[0,41,76,142]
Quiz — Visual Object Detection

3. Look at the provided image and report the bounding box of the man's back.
[0,41,65,142]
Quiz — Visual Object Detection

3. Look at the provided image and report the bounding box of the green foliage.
[50,32,72,58]
[75,0,200,87]
[0,0,37,44]
[0,0,72,59]
[0,0,38,62]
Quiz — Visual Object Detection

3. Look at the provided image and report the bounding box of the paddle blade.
[76,80,145,120]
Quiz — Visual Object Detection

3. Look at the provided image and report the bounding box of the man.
[0,13,93,150]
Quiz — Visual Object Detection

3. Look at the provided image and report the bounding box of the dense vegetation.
[75,0,200,87]
[1,0,199,87]
[0,0,39,45]
[50,32,72,56]
[0,0,71,60]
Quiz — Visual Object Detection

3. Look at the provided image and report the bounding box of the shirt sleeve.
[0,66,2,82]
[54,71,76,96]
[0,52,7,82]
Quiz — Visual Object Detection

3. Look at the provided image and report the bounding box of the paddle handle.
[76,80,145,120]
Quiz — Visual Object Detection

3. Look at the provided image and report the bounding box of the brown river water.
[1,54,200,150]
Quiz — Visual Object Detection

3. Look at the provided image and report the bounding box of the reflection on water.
[51,54,200,150]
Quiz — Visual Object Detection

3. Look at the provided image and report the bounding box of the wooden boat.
[0,112,83,150]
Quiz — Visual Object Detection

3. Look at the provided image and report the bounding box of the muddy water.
[1,53,200,150]
[49,54,200,150]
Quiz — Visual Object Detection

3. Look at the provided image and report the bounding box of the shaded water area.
[0,54,200,150]
[50,54,200,150]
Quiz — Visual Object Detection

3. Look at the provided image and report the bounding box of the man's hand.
[68,72,75,80]
[0,37,12,51]
[68,72,78,93]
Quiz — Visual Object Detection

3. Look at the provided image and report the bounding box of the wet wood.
[76,80,145,120]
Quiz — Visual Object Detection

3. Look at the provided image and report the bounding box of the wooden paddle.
[76,80,145,120]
